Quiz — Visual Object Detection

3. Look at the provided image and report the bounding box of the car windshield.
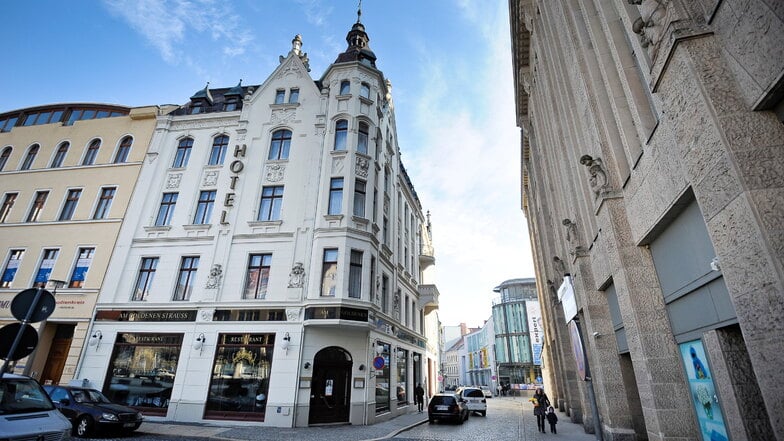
[0,379,55,415]
[464,389,484,398]
[72,389,112,404]
[430,395,455,405]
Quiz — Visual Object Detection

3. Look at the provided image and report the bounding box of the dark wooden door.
[308,347,352,425]
[41,325,74,385]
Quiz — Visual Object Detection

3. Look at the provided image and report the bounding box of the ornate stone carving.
[203,170,219,187]
[271,108,296,124]
[629,0,669,60]
[205,264,223,289]
[553,255,568,276]
[265,164,286,182]
[393,291,400,314]
[579,155,609,196]
[288,262,305,288]
[375,275,381,305]
[199,309,215,322]
[170,118,238,131]
[356,156,369,177]
[563,218,588,257]
[286,308,301,322]
[166,173,182,189]
[145,152,158,164]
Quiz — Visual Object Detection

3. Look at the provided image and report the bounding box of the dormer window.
[189,83,213,114]
[190,102,204,115]
[224,97,239,111]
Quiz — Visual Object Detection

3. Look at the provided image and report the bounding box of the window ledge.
[247,220,283,227]
[352,216,369,225]
[336,94,353,100]
[183,223,212,232]
[359,96,374,105]
[324,214,344,221]
[144,225,172,232]
[270,103,301,109]
[331,149,348,156]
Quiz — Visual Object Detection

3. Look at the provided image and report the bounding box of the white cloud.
[405,0,533,326]
[102,0,254,63]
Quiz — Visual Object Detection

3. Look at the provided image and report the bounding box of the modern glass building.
[491,278,541,390]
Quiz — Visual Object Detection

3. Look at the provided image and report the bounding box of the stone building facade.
[0,102,166,385]
[510,1,783,440]
[76,16,440,427]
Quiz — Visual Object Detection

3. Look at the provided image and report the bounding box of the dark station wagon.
[43,385,143,437]
[427,392,469,424]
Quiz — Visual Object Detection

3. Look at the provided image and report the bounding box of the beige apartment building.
[511,1,782,441]
[0,103,169,384]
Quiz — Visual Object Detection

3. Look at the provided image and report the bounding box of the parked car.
[0,373,71,440]
[43,385,143,437]
[456,386,487,416]
[480,385,493,398]
[427,393,469,424]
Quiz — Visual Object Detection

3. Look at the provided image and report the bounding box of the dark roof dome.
[334,6,377,68]
[224,80,244,97]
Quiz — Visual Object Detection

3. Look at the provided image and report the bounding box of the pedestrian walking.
[529,387,551,433]
[546,406,558,433]
[414,383,425,412]
[496,384,502,397]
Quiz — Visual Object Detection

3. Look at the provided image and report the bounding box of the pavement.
[135,396,599,441]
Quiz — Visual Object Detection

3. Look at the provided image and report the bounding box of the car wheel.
[481,410,487,417]
[458,414,465,424]
[429,418,434,424]
[75,416,92,437]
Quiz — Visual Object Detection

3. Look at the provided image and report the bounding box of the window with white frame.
[1,249,24,288]
[357,122,369,154]
[353,179,366,217]
[114,136,132,163]
[21,144,39,170]
[83,139,100,165]
[328,178,343,215]
[93,187,116,219]
[193,190,216,224]
[0,147,11,171]
[51,142,69,167]
[258,186,283,221]
[321,248,338,297]
[0,192,17,223]
[27,191,48,222]
[339,80,350,95]
[244,253,272,299]
[360,82,370,99]
[172,138,193,168]
[68,247,94,288]
[268,130,292,160]
[349,250,363,298]
[59,189,81,221]
[132,257,158,301]
[173,256,199,301]
[33,248,59,288]
[334,120,348,151]
[209,135,229,165]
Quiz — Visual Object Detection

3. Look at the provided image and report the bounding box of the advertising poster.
[568,320,588,381]
[526,300,543,366]
[679,340,728,441]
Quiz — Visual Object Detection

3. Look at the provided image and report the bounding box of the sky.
[2,0,535,328]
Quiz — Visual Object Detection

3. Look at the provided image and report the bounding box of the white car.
[0,373,71,440]
[480,386,493,398]
[456,387,487,416]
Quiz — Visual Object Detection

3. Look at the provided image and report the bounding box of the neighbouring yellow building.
[0,102,172,384]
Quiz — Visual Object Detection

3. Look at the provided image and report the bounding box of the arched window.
[113,136,133,163]
[268,130,292,160]
[339,80,350,95]
[357,122,369,154]
[83,139,101,165]
[0,147,12,171]
[172,137,193,168]
[21,144,39,170]
[51,142,69,167]
[334,120,348,151]
[209,135,229,165]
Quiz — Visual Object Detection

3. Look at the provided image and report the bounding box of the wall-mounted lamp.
[710,256,721,272]
[359,364,366,371]
[413,354,420,362]
[374,342,384,355]
[88,330,103,349]
[47,279,67,294]
[193,333,206,354]
[396,347,406,359]
[281,332,291,354]
[304,362,311,369]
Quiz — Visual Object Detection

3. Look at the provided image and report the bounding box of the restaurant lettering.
[220,144,246,225]
[95,309,197,322]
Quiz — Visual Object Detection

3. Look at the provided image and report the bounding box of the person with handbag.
[530,387,551,433]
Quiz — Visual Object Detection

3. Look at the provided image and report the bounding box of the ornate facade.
[510,1,783,440]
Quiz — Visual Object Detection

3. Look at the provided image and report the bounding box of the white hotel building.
[76,18,440,427]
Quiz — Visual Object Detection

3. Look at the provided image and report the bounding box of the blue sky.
[2,0,534,327]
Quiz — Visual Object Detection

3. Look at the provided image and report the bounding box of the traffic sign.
[373,356,385,370]
[0,323,38,361]
[11,288,56,323]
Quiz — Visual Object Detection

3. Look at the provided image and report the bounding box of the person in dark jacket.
[531,387,551,433]
[414,383,425,412]
[546,406,558,433]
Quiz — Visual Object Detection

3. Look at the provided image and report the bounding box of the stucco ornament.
[205,264,223,289]
[579,155,609,196]
[166,173,182,189]
[356,156,369,177]
[553,256,568,277]
[203,170,219,187]
[628,0,669,60]
[375,275,381,305]
[563,218,588,256]
[288,262,305,288]
[286,308,301,322]
[265,164,285,182]
[393,291,400,315]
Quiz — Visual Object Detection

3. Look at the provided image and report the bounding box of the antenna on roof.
[357,0,362,23]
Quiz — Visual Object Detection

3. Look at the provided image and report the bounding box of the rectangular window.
[383,216,389,246]
[321,248,338,297]
[34,248,59,288]
[205,333,274,421]
[193,190,216,224]
[370,256,376,303]
[375,342,390,413]
[396,349,408,405]
[0,192,17,223]
[68,247,94,288]
[382,274,389,313]
[93,187,116,219]
[244,253,272,299]
[288,88,299,104]
[1,249,24,288]
[348,250,363,298]
[155,193,178,226]
[54,188,79,221]
[339,80,350,95]
[27,191,49,222]
[258,186,283,221]
[104,333,182,413]
[353,179,366,217]
[132,257,158,301]
[360,83,370,99]
[173,256,199,301]
[372,187,377,222]
[328,178,343,215]
[275,89,285,104]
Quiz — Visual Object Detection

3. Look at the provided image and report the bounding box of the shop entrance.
[41,324,74,385]
[308,346,352,425]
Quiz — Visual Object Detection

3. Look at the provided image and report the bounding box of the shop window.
[374,342,390,413]
[396,349,408,405]
[205,333,275,421]
[103,333,183,416]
